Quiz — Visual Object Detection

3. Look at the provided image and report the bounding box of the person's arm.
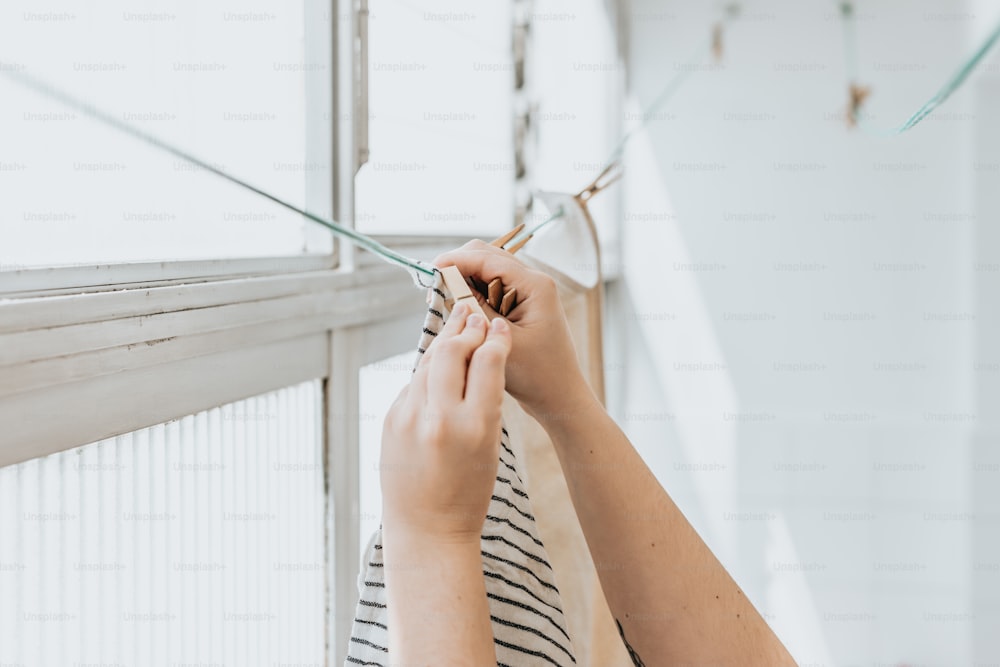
[434,241,797,666]
[540,388,796,665]
[381,534,493,666]
[379,303,513,666]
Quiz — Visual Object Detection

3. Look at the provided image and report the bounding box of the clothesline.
[3,3,998,282]
[839,0,1000,134]
[603,3,741,170]
[0,66,572,287]
[1,68,440,286]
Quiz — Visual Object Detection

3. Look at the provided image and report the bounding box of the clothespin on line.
[439,265,488,318]
[441,155,621,317]
[439,223,530,318]
[712,22,725,62]
[846,82,871,128]
[713,3,741,62]
[440,151,623,319]
[576,160,623,203]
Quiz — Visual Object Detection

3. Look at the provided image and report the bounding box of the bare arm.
[382,535,493,667]
[435,242,797,666]
[538,387,797,666]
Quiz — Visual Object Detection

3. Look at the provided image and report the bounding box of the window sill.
[0,261,428,466]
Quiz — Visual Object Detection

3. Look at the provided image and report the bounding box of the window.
[0,382,325,667]
[355,0,515,236]
[0,1,624,666]
[358,351,414,555]
[529,0,623,257]
[0,0,333,270]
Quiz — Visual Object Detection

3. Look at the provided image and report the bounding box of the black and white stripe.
[345,278,577,666]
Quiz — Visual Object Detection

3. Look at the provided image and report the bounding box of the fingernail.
[468,314,484,328]
[491,318,508,333]
[453,302,468,316]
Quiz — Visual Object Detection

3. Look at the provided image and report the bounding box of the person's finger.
[464,317,513,408]
[428,310,489,403]
[418,301,470,370]
[412,302,469,405]
[470,288,502,322]
[434,242,549,300]
[434,240,526,281]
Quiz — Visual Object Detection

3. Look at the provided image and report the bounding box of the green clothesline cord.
[514,4,741,247]
[8,3,993,282]
[1,68,438,286]
[604,4,742,170]
[840,2,861,85]
[841,1,1000,135]
[506,206,566,249]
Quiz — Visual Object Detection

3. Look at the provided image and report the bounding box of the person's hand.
[380,302,513,544]
[433,240,595,426]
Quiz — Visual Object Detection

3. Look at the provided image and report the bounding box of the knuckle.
[385,403,413,433]
[534,272,557,292]
[474,347,506,369]
[435,337,465,356]
[471,428,490,446]
[423,418,451,446]
[480,405,502,428]
[461,239,487,253]
[459,417,488,443]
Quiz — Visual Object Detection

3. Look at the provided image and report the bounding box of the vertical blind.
[0,380,325,667]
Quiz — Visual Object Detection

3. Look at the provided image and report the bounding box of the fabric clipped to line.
[345,274,578,667]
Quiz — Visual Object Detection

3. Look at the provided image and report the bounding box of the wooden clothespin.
[577,160,623,203]
[439,265,487,318]
[486,223,529,315]
[439,222,530,318]
[846,82,871,128]
[715,2,742,62]
[712,22,725,62]
[491,222,531,255]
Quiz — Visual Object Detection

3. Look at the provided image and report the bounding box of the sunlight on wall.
[764,512,836,665]
[620,96,740,562]
[354,0,513,236]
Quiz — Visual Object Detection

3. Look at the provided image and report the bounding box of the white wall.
[617,1,996,664]
[971,27,1000,661]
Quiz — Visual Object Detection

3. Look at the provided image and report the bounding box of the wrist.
[382,526,483,578]
[382,522,482,555]
[527,379,602,440]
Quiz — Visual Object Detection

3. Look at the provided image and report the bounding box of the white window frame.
[0,0,342,295]
[0,0,475,663]
[0,1,626,664]
[0,237,472,664]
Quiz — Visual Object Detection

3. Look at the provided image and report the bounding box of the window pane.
[0,380,325,667]
[0,0,333,269]
[530,0,621,246]
[355,0,515,235]
[358,351,413,555]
